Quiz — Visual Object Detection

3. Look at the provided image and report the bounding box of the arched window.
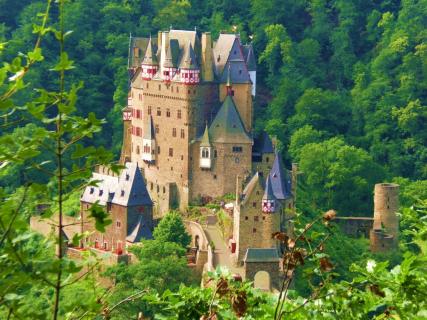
[201,148,209,158]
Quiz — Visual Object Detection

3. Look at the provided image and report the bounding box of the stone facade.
[124,30,258,216]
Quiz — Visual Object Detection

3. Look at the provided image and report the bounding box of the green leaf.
[51,52,75,72]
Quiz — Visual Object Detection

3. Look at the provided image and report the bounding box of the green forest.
[0,0,426,319]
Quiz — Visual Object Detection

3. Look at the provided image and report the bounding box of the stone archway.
[254,271,271,291]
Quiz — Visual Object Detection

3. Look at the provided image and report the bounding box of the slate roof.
[144,115,155,140]
[208,95,252,143]
[126,214,153,243]
[253,131,274,155]
[128,37,154,69]
[81,163,152,207]
[179,41,198,69]
[142,37,158,66]
[213,34,236,76]
[243,45,256,71]
[244,248,280,263]
[263,175,276,200]
[269,152,292,200]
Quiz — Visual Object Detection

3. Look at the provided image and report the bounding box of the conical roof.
[163,42,175,68]
[200,124,211,147]
[269,152,292,200]
[144,115,155,140]
[208,95,251,143]
[180,41,198,69]
[263,175,276,200]
[142,37,158,66]
[245,45,257,71]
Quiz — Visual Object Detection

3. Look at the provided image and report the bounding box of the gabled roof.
[200,124,211,147]
[126,214,153,243]
[143,115,155,140]
[81,163,152,207]
[269,152,292,200]
[263,175,276,200]
[208,95,252,143]
[142,37,158,66]
[253,131,274,154]
[244,248,280,263]
[179,41,198,69]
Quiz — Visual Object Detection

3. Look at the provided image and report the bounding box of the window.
[232,146,243,153]
[148,106,151,115]
[90,187,94,194]
[125,174,129,181]
[166,109,170,117]
[253,228,257,233]
[245,216,248,220]
[180,129,185,139]
[263,216,266,221]
[213,174,217,179]
[163,187,166,193]
[155,125,159,134]
[136,127,141,137]
[266,157,269,163]
[121,189,125,196]
[201,148,210,158]
[136,110,141,119]
[158,84,161,90]
[116,220,121,228]
[214,150,217,158]
[177,110,182,119]
[254,216,259,222]
[150,182,153,190]
[157,107,161,116]
[252,202,256,208]
[157,146,160,154]
[169,148,173,157]
[172,128,177,137]
[99,190,103,196]
[146,83,149,89]
[136,146,140,154]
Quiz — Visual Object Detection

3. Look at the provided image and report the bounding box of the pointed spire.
[200,123,211,147]
[269,152,292,200]
[142,36,158,66]
[180,41,198,69]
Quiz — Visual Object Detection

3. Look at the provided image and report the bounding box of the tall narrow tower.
[120,106,132,164]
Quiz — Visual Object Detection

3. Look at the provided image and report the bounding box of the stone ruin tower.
[370,183,399,252]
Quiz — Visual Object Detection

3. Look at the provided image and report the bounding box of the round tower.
[373,183,399,239]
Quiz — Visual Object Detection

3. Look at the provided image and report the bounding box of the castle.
[121,30,266,216]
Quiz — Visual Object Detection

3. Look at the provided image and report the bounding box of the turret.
[179,41,200,84]
[142,116,156,162]
[199,124,212,169]
[141,36,158,80]
[262,175,276,213]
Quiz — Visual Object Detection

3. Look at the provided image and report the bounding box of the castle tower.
[370,183,400,253]
[120,106,132,164]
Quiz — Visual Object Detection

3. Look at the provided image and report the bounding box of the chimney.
[157,31,162,54]
[201,32,213,81]
[160,31,169,74]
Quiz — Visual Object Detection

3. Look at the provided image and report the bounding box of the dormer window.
[126,174,129,181]
[90,188,94,194]
[121,190,125,197]
[99,190,103,196]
